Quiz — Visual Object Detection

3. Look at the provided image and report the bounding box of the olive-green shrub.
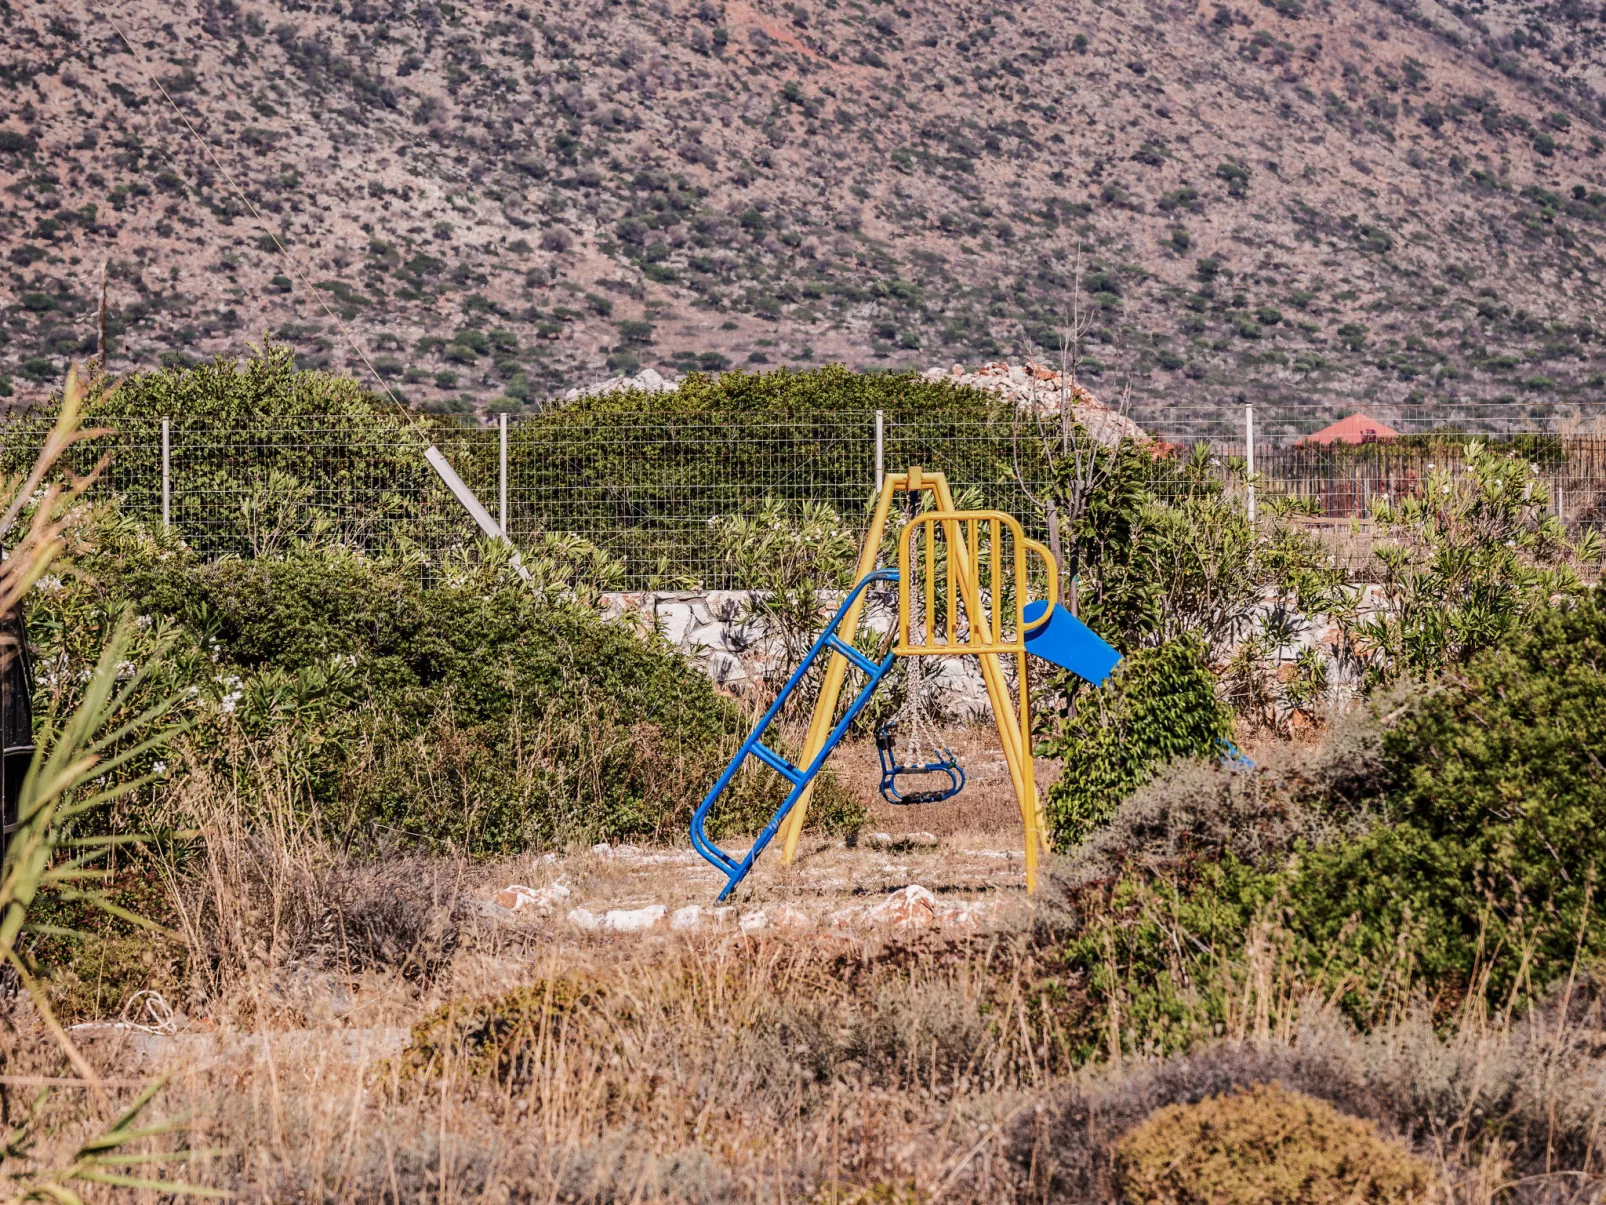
[28,514,860,852]
[1292,586,1606,1007]
[1115,1083,1431,1205]
[1041,635,1233,847]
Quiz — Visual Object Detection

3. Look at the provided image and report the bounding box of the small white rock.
[739,909,769,933]
[866,884,939,929]
[771,904,814,931]
[670,905,704,931]
[601,904,667,933]
[494,880,571,914]
[591,842,613,858]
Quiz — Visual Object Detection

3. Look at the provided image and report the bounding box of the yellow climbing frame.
[777,467,1060,891]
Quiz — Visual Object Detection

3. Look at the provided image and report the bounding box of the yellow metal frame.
[778,467,1058,891]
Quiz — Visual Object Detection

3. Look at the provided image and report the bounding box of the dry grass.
[6,717,1605,1202]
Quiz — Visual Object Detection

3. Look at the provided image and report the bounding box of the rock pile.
[924,362,1149,449]
[491,883,995,935]
[560,366,678,402]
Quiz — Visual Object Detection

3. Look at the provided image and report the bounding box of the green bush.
[1042,636,1232,847]
[0,348,493,558]
[1058,592,1606,1054]
[29,521,856,853]
[1292,589,1606,1006]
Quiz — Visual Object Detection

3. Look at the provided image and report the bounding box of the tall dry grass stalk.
[40,744,1594,1204]
[1,367,219,1201]
[8,715,1601,1203]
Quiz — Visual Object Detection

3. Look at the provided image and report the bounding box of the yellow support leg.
[778,477,899,866]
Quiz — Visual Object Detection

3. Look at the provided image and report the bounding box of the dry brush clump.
[1113,1082,1432,1205]
[1009,986,1606,1205]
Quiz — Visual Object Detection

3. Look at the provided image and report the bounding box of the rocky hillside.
[3,0,1605,434]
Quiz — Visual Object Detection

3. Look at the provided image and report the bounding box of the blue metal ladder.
[690,570,900,900]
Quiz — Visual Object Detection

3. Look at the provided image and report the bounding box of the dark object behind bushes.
[1,599,34,858]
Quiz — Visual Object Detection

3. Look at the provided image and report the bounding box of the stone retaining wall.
[598,586,1390,716]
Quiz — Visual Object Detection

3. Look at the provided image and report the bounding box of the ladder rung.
[749,742,805,785]
[824,634,880,676]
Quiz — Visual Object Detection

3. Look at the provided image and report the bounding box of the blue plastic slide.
[1022,600,1123,685]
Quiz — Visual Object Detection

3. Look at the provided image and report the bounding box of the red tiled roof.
[1297,412,1402,446]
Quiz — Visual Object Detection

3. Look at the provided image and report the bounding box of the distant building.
[1297,412,1401,446]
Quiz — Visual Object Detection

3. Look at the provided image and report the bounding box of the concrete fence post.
[874,409,885,495]
[160,416,170,531]
[1244,403,1256,523]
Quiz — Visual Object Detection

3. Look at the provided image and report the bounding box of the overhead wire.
[83,4,526,563]
[90,1,419,431]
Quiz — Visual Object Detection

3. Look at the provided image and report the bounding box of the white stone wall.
[598,584,1391,715]
[597,589,998,717]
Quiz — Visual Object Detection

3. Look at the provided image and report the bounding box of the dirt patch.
[828,725,1061,838]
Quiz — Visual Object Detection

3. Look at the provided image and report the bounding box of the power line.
[91,2,419,431]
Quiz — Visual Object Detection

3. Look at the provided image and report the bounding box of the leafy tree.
[1336,440,1594,685]
[1068,441,1259,658]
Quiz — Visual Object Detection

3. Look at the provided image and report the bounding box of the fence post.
[160,416,170,531]
[498,412,508,537]
[1244,403,1256,523]
[874,410,885,494]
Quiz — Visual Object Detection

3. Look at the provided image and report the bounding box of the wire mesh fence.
[3,409,1601,586]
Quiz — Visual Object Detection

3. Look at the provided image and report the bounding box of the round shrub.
[1115,1083,1431,1204]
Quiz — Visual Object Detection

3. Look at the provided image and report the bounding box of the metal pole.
[1244,403,1256,523]
[498,412,508,537]
[874,409,884,494]
[160,417,170,531]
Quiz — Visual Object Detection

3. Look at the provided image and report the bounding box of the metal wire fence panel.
[0,416,492,558]
[3,410,1602,585]
[503,412,877,586]
[1256,435,1606,528]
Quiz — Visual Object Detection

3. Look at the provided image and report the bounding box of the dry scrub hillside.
[3,0,1606,426]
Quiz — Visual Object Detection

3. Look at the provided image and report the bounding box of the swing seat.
[875,722,966,805]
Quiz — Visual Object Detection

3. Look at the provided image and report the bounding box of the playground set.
[690,467,1123,900]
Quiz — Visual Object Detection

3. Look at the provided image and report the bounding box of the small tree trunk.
[1045,498,1068,614]
[95,259,109,371]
